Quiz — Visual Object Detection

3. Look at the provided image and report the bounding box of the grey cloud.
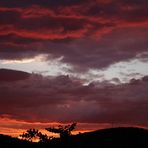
[0,69,148,125]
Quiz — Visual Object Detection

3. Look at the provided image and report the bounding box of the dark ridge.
[0,68,30,82]
[0,127,148,148]
[0,134,33,148]
[70,127,148,148]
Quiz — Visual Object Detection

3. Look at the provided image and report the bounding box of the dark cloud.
[0,27,148,72]
[0,34,41,44]
[0,69,30,82]
[0,0,147,71]
[0,0,87,8]
[0,0,148,136]
[0,69,148,126]
[0,10,20,25]
[121,0,148,5]
[16,16,88,34]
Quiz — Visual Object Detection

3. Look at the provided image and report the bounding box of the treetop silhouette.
[20,123,77,142]
[45,122,77,139]
[20,128,52,142]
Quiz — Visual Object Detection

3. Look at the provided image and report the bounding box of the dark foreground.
[0,127,148,148]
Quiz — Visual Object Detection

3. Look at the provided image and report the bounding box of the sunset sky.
[0,0,148,137]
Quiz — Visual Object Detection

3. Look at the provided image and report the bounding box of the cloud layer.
[0,0,148,136]
[0,0,148,71]
[0,69,148,126]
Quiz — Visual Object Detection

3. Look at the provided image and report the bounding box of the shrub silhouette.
[20,128,52,142]
[45,122,77,139]
[19,123,77,142]
[20,129,39,142]
[37,132,52,142]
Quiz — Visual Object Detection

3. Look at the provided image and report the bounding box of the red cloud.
[0,0,148,71]
[0,0,148,137]
[0,0,148,40]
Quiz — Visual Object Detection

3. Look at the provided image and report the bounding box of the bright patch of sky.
[0,54,148,84]
[87,59,148,84]
[0,54,71,76]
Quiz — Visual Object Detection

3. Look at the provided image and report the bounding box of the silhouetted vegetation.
[45,122,77,139]
[19,123,76,143]
[1,127,148,148]
[20,129,39,142]
[20,128,52,142]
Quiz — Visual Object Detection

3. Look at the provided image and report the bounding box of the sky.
[0,0,148,137]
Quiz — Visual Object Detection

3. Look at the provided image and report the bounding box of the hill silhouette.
[0,127,148,148]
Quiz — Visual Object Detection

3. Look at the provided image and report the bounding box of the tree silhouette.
[45,123,77,139]
[20,123,77,142]
[37,132,52,142]
[20,128,52,142]
[20,128,39,142]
